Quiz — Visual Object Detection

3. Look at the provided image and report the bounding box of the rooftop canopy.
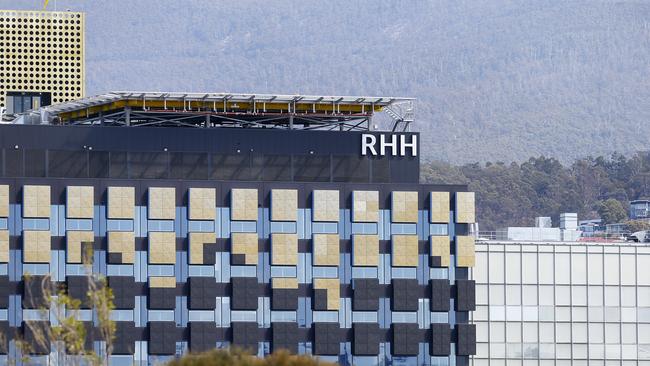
[24,91,415,131]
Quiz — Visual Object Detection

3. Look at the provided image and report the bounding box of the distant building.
[578,219,605,237]
[630,200,650,220]
[495,213,581,242]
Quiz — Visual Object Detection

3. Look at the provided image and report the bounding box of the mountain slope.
[4,0,650,163]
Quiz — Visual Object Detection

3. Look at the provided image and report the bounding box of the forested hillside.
[6,0,650,163]
[422,152,650,230]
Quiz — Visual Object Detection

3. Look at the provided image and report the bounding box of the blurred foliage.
[167,348,336,366]
[422,152,650,229]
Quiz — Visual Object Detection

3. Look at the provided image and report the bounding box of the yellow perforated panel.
[313,278,340,310]
[107,231,135,264]
[430,192,449,223]
[66,230,94,264]
[23,185,50,218]
[107,187,134,219]
[352,234,379,267]
[231,188,258,221]
[0,10,84,108]
[231,233,258,265]
[312,190,339,222]
[312,234,339,267]
[189,188,216,220]
[0,230,8,263]
[271,277,298,289]
[148,187,175,220]
[392,191,418,223]
[23,230,50,263]
[391,235,419,267]
[352,190,379,222]
[188,232,216,265]
[148,232,176,264]
[66,186,94,219]
[271,233,298,265]
[0,185,8,217]
[430,236,450,267]
[455,192,476,224]
[271,189,297,221]
[149,276,176,288]
[456,236,475,268]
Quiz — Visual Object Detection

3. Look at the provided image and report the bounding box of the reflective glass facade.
[472,241,650,366]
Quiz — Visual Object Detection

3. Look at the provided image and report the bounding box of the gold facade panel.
[231,188,258,221]
[391,235,419,267]
[66,186,94,219]
[271,233,298,265]
[231,233,258,265]
[148,187,176,220]
[23,230,50,263]
[312,190,339,222]
[23,185,50,218]
[456,192,476,224]
[0,230,8,263]
[272,277,298,289]
[456,236,475,268]
[352,190,379,223]
[107,231,135,264]
[392,191,418,223]
[312,234,339,267]
[352,234,379,267]
[149,276,176,289]
[0,185,8,217]
[313,278,340,310]
[66,230,94,264]
[0,10,85,108]
[429,192,450,223]
[189,232,216,265]
[430,236,450,267]
[271,189,297,221]
[148,232,176,264]
[189,188,216,220]
[107,187,135,219]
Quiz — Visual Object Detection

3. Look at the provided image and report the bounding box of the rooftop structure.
[13,91,415,132]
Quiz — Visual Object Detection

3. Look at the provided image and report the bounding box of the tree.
[597,199,627,224]
[625,220,650,233]
[167,348,336,366]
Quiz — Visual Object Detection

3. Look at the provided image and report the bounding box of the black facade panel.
[148,322,178,355]
[391,279,419,312]
[456,324,476,356]
[0,321,9,354]
[66,276,98,309]
[313,323,340,356]
[231,277,258,310]
[352,323,380,356]
[353,278,380,311]
[148,287,176,310]
[189,322,218,353]
[188,277,218,310]
[391,323,419,356]
[22,321,51,355]
[231,322,259,353]
[108,276,136,309]
[113,322,136,355]
[430,324,451,356]
[0,276,9,309]
[272,322,299,354]
[456,280,476,312]
[312,288,329,311]
[430,279,451,312]
[271,288,298,311]
[22,275,51,309]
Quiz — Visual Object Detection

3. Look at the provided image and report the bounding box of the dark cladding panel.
[129,152,169,179]
[48,150,88,178]
[231,277,258,310]
[148,322,178,355]
[67,276,96,309]
[332,155,369,183]
[231,322,258,353]
[456,280,476,312]
[89,151,109,178]
[5,148,24,177]
[352,323,380,356]
[188,277,218,310]
[23,275,51,309]
[0,276,8,308]
[108,276,136,309]
[272,322,299,354]
[430,279,450,312]
[353,278,380,311]
[313,323,340,356]
[113,322,136,355]
[0,321,9,354]
[262,155,292,181]
[148,286,176,310]
[170,152,208,180]
[271,288,298,311]
[109,152,128,179]
[391,279,419,311]
[392,323,419,356]
[189,322,218,353]
[24,149,46,177]
[456,324,476,356]
[430,324,451,356]
[293,155,330,182]
[22,321,50,355]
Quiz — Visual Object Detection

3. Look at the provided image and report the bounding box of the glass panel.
[539,285,554,306]
[48,150,88,178]
[572,286,587,306]
[605,286,620,306]
[489,252,504,283]
[5,148,24,176]
[572,307,587,322]
[262,155,291,181]
[638,255,650,286]
[129,152,168,179]
[640,324,650,343]
[506,322,522,342]
[604,253,620,285]
[490,285,505,305]
[555,253,570,285]
[539,323,554,342]
[556,286,570,306]
[621,287,636,307]
[170,152,208,180]
[24,149,46,177]
[506,285,521,305]
[490,322,505,342]
[605,323,620,344]
[539,253,554,284]
[332,155,369,183]
[110,152,128,178]
[589,286,604,306]
[506,252,521,283]
[639,287,650,306]
[370,157,390,183]
[621,254,636,285]
[89,151,109,178]
[522,322,538,343]
[211,153,251,180]
[571,253,586,284]
[572,323,587,343]
[293,155,330,182]
[622,323,637,344]
[588,253,604,285]
[522,285,537,305]
[589,323,604,343]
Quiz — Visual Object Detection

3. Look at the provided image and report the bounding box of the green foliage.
[420,153,650,229]
[625,220,650,233]
[167,348,336,366]
[597,199,627,225]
